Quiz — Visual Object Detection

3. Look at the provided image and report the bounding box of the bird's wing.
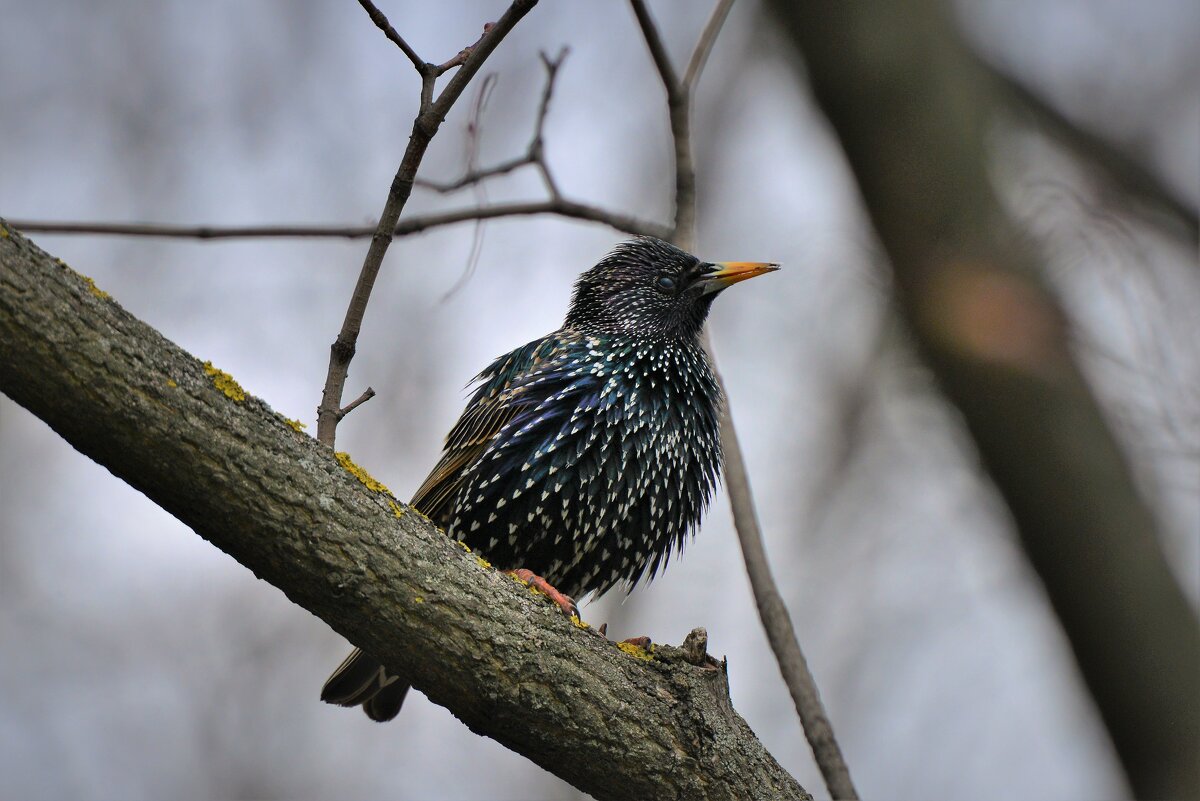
[409,335,562,523]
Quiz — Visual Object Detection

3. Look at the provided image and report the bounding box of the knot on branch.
[682,626,710,665]
[331,336,356,364]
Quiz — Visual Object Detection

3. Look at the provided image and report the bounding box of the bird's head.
[564,237,778,342]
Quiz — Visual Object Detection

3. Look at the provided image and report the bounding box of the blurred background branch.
[981,54,1199,248]
[766,0,1200,797]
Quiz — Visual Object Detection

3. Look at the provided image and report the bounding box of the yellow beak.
[700,261,780,294]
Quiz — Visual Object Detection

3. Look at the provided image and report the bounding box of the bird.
[320,236,777,722]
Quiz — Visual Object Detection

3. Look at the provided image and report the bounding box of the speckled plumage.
[321,237,776,721]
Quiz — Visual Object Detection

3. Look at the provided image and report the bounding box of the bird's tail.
[320,647,410,722]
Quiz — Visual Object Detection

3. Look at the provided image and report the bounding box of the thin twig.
[683,0,735,91]
[628,0,693,244]
[415,153,530,192]
[630,1,859,798]
[532,49,568,199]
[434,22,494,76]
[316,0,538,447]
[8,199,671,242]
[415,47,568,199]
[356,0,426,73]
[438,72,499,300]
[710,342,860,801]
[629,0,682,100]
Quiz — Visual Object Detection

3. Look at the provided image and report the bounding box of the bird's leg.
[505,568,579,618]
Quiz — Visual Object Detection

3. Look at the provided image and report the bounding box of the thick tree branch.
[629,3,859,798]
[767,1,1200,798]
[0,223,809,801]
[317,0,538,447]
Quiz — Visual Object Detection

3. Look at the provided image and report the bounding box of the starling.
[321,237,777,721]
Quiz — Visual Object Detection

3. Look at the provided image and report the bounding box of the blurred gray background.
[1,1,1196,799]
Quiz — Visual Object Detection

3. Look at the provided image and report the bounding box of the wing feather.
[408,335,561,524]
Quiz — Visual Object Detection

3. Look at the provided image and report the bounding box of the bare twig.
[434,22,495,76]
[713,367,859,800]
[316,0,538,447]
[8,200,671,242]
[629,0,682,99]
[683,0,735,91]
[628,0,694,245]
[336,386,377,421]
[415,153,529,193]
[437,72,499,300]
[416,48,568,199]
[630,2,859,798]
[356,0,426,73]
[398,199,670,238]
[9,51,673,254]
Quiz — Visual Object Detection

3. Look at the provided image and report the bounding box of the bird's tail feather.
[320,647,410,722]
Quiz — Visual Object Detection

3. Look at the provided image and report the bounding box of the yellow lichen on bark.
[617,641,655,661]
[202,361,246,402]
[334,451,392,495]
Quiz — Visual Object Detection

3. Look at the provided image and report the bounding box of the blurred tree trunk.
[764,1,1200,798]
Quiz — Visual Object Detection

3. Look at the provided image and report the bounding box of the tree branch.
[0,222,809,801]
[356,0,426,72]
[628,0,692,244]
[317,0,538,447]
[628,3,859,798]
[416,48,569,199]
[683,0,735,91]
[6,200,671,242]
[766,1,1200,798]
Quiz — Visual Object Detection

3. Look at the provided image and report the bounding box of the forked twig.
[316,0,538,446]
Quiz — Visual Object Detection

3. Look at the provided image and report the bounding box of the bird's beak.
[699,261,780,294]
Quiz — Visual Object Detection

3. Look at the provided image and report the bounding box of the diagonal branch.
[628,0,692,243]
[628,2,859,798]
[357,0,425,72]
[0,222,810,801]
[683,0,735,91]
[317,0,538,446]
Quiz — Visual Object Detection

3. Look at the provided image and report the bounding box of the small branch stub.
[336,386,377,421]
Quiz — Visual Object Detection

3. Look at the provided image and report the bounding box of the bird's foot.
[505,568,579,618]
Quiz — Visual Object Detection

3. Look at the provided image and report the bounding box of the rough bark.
[0,221,808,801]
[765,2,1200,799]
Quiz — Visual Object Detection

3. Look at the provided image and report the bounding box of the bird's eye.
[655,275,677,293]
